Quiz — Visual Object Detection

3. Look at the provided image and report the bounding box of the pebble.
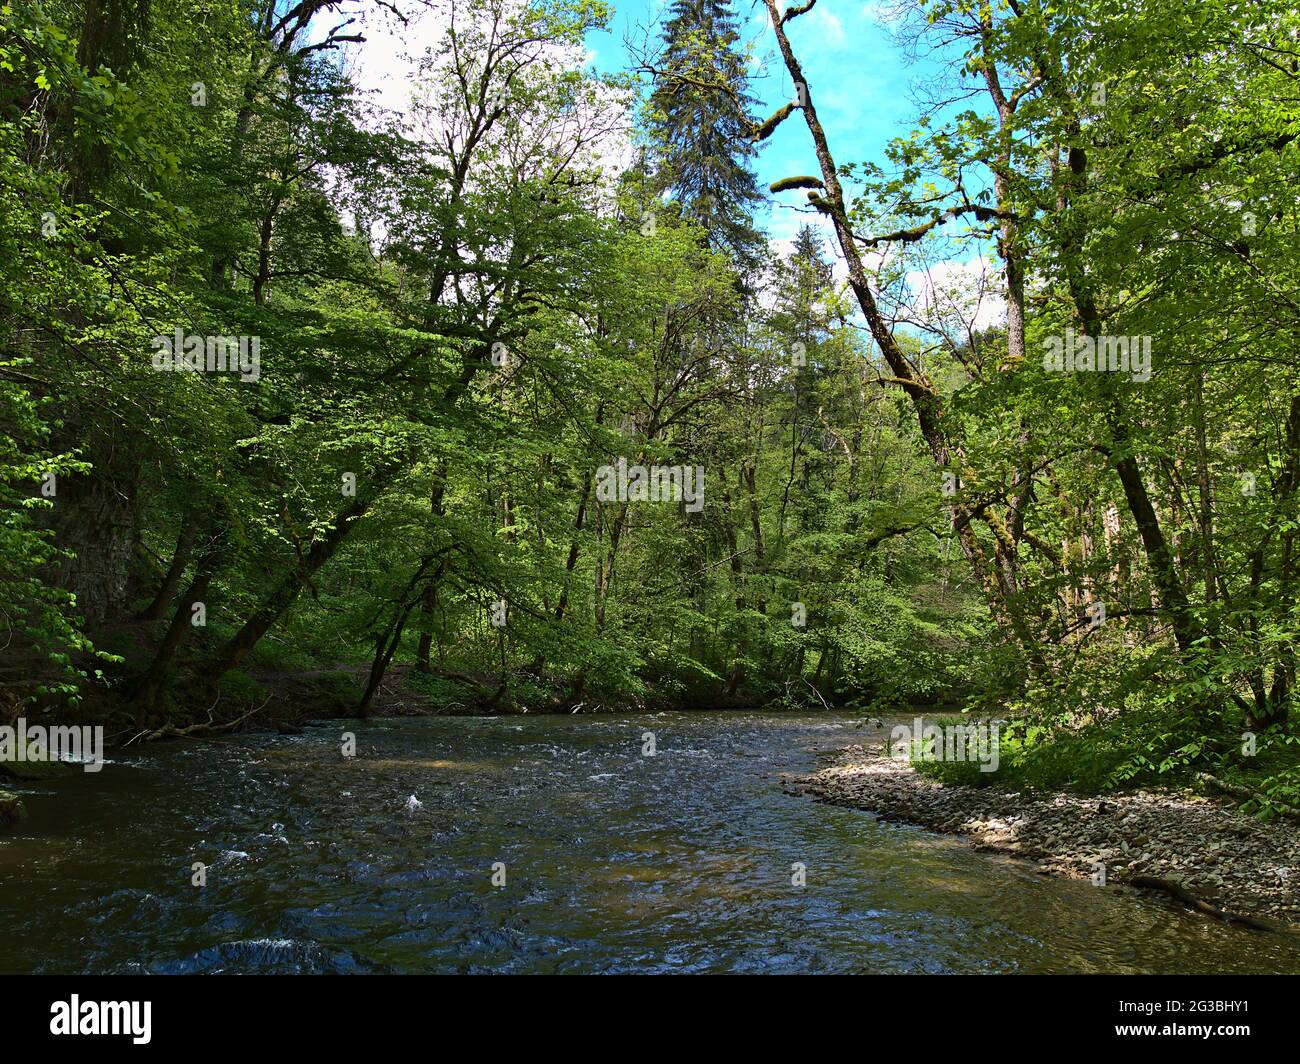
[792,742,1300,923]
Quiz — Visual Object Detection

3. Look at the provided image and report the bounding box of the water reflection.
[2,712,1298,974]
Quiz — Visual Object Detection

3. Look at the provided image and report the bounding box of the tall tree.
[648,0,763,269]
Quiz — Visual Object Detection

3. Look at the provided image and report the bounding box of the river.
[3,711,1299,973]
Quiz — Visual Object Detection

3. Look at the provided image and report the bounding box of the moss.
[0,738,75,781]
[0,790,28,827]
[752,102,797,142]
[216,670,268,705]
[769,175,824,194]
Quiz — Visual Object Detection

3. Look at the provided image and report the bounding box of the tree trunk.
[138,523,197,621]
[44,424,140,627]
[198,495,372,683]
[134,527,223,719]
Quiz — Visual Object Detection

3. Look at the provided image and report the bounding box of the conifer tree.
[649,0,764,269]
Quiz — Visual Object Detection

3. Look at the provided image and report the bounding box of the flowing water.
[3,710,1299,974]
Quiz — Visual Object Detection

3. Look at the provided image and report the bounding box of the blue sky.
[584,0,959,247]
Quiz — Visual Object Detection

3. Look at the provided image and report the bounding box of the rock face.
[0,790,27,827]
[786,740,1300,925]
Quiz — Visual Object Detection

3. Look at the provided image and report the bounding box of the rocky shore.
[786,737,1300,927]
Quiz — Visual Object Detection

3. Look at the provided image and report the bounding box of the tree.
[648,0,764,270]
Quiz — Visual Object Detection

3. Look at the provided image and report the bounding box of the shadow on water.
[3,711,1300,973]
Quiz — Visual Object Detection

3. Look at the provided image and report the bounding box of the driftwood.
[1128,875,1274,932]
[126,697,267,745]
[801,678,832,711]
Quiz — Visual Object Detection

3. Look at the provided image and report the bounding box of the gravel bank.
[785,737,1300,926]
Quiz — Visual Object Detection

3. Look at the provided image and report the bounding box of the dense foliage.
[1,0,1297,805]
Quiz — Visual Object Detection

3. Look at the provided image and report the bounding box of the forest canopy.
[2,0,1299,805]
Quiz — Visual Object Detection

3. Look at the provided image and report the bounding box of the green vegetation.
[2,0,1298,816]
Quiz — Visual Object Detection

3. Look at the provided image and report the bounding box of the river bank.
[785,732,1300,927]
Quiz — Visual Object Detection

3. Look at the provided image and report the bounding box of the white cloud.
[904,257,1007,333]
[807,7,846,46]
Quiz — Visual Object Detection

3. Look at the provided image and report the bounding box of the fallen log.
[1128,875,1273,932]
